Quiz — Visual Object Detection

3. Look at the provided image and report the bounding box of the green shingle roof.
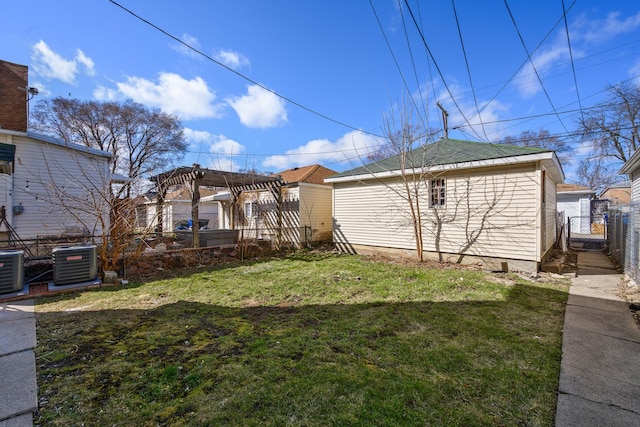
[331,138,551,179]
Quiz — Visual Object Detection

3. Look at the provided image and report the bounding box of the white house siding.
[632,171,640,202]
[557,193,592,234]
[236,184,332,245]
[543,169,558,257]
[145,200,218,230]
[0,133,111,239]
[145,203,158,230]
[255,186,300,241]
[333,164,541,263]
[557,197,580,224]
[298,183,333,242]
[579,198,591,233]
[171,201,218,229]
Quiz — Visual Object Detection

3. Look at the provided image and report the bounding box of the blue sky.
[3,1,640,182]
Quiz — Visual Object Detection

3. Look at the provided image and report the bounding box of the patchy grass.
[35,253,569,426]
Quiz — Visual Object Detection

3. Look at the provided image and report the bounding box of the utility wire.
[459,1,577,128]
[108,0,383,138]
[562,0,585,124]
[414,0,439,137]
[402,0,484,141]
[396,0,429,127]
[451,0,489,141]
[503,0,570,134]
[368,0,421,124]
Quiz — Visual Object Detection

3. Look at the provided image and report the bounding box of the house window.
[0,161,11,175]
[244,201,258,218]
[430,178,446,207]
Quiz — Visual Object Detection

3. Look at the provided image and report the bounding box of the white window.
[430,178,446,207]
[244,201,258,218]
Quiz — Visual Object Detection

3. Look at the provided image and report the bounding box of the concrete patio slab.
[0,301,34,322]
[556,249,640,426]
[556,393,640,427]
[0,351,37,422]
[0,318,36,356]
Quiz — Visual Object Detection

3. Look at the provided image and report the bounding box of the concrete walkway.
[556,250,640,426]
[0,300,36,427]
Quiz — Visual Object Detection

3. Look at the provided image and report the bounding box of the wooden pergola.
[150,164,284,247]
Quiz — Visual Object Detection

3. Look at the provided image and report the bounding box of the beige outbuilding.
[325,138,564,273]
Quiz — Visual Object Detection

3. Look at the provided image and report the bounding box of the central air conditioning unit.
[0,250,24,295]
[52,245,98,286]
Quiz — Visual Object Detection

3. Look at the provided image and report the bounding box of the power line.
[562,0,585,125]
[396,0,429,127]
[503,0,570,134]
[458,1,577,129]
[108,0,384,139]
[401,0,484,142]
[451,0,489,141]
[368,0,421,123]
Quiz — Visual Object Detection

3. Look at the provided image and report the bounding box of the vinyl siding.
[632,172,640,203]
[145,200,218,230]
[237,185,332,244]
[3,133,111,239]
[333,164,541,262]
[298,183,332,242]
[544,169,558,255]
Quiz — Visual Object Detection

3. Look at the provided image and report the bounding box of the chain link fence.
[608,204,639,283]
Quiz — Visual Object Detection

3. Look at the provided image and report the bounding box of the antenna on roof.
[436,101,449,140]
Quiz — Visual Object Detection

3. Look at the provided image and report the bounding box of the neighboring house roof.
[557,183,595,194]
[599,181,631,194]
[275,164,337,185]
[326,138,563,183]
[599,181,631,204]
[0,129,113,159]
[26,130,113,159]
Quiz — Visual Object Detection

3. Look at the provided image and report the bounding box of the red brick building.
[0,60,28,132]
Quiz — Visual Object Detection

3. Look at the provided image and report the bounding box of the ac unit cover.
[0,250,24,294]
[53,245,97,286]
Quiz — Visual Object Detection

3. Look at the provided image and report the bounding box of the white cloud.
[227,84,287,128]
[171,33,202,58]
[93,85,118,101]
[630,59,640,84]
[183,128,246,172]
[214,49,250,69]
[30,40,95,84]
[183,128,213,145]
[512,10,640,99]
[576,11,640,44]
[109,73,222,120]
[208,135,245,156]
[262,130,382,170]
[514,43,570,98]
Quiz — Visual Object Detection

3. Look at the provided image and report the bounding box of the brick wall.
[0,60,28,132]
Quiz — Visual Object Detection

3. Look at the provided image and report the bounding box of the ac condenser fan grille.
[53,245,97,286]
[0,250,24,294]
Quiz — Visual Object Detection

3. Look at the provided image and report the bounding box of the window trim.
[244,200,258,218]
[430,178,446,207]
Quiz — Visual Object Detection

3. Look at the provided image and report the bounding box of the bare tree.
[30,98,187,198]
[17,143,146,272]
[576,82,640,189]
[377,100,433,262]
[354,97,539,265]
[499,129,571,164]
